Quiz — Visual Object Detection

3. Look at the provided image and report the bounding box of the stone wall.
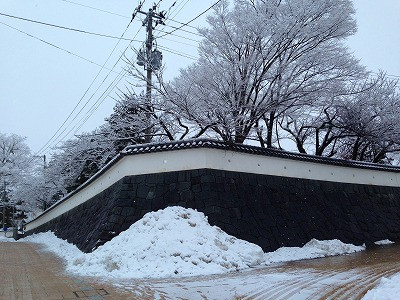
[27,169,400,253]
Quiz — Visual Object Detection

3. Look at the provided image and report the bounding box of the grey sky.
[0,0,399,156]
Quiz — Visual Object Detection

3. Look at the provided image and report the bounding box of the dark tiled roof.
[122,139,400,173]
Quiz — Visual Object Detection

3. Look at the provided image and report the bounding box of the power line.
[34,22,134,157]
[34,1,148,156]
[28,1,216,155]
[60,0,131,19]
[158,36,198,47]
[59,0,198,30]
[0,21,126,74]
[168,0,191,22]
[156,28,201,43]
[59,71,126,144]
[71,71,127,136]
[162,22,202,37]
[54,27,144,147]
[158,45,197,60]
[0,12,141,41]
[157,0,222,39]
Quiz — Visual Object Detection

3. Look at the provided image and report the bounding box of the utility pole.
[137,5,165,143]
[2,181,6,229]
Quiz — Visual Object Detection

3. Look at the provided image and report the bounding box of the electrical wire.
[72,71,127,135]
[0,12,141,41]
[156,28,201,43]
[60,70,127,143]
[157,45,196,60]
[29,1,219,155]
[60,0,131,19]
[33,22,134,157]
[162,23,202,37]
[0,21,128,74]
[158,36,198,47]
[168,0,190,22]
[157,0,222,39]
[56,27,143,145]
[153,0,202,40]
[59,0,198,30]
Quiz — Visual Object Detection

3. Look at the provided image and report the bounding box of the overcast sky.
[1,0,399,156]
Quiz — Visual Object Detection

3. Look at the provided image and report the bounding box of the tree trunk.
[266,111,275,148]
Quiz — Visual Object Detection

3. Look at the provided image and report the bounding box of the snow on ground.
[0,232,15,241]
[24,206,264,278]
[23,206,365,279]
[264,239,365,264]
[374,239,395,246]
[363,273,400,300]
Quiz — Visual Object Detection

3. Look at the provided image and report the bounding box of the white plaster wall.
[26,148,400,231]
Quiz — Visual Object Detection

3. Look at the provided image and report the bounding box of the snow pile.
[25,207,264,278]
[363,273,400,300]
[0,235,12,241]
[264,239,365,264]
[23,206,366,279]
[0,232,15,242]
[374,239,394,246]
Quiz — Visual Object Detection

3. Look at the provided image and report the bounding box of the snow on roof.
[121,139,400,173]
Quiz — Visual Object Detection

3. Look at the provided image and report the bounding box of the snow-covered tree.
[47,126,116,194]
[166,0,361,145]
[0,133,34,223]
[336,75,400,163]
[279,73,400,163]
[125,53,209,142]
[0,133,32,186]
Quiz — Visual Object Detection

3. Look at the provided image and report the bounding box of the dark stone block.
[178,181,191,191]
[192,184,202,193]
[119,190,135,199]
[117,197,135,207]
[180,190,194,202]
[164,172,178,184]
[121,207,136,217]
[111,207,123,215]
[136,185,149,199]
[178,171,190,182]
[147,173,164,184]
[201,175,215,183]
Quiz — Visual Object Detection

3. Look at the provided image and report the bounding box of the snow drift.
[23,206,365,279]
[363,273,400,300]
[24,206,264,278]
[264,239,365,264]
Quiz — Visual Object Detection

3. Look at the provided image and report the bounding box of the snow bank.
[374,239,394,246]
[264,239,365,264]
[24,207,264,278]
[363,273,400,300]
[0,232,15,242]
[23,206,366,279]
